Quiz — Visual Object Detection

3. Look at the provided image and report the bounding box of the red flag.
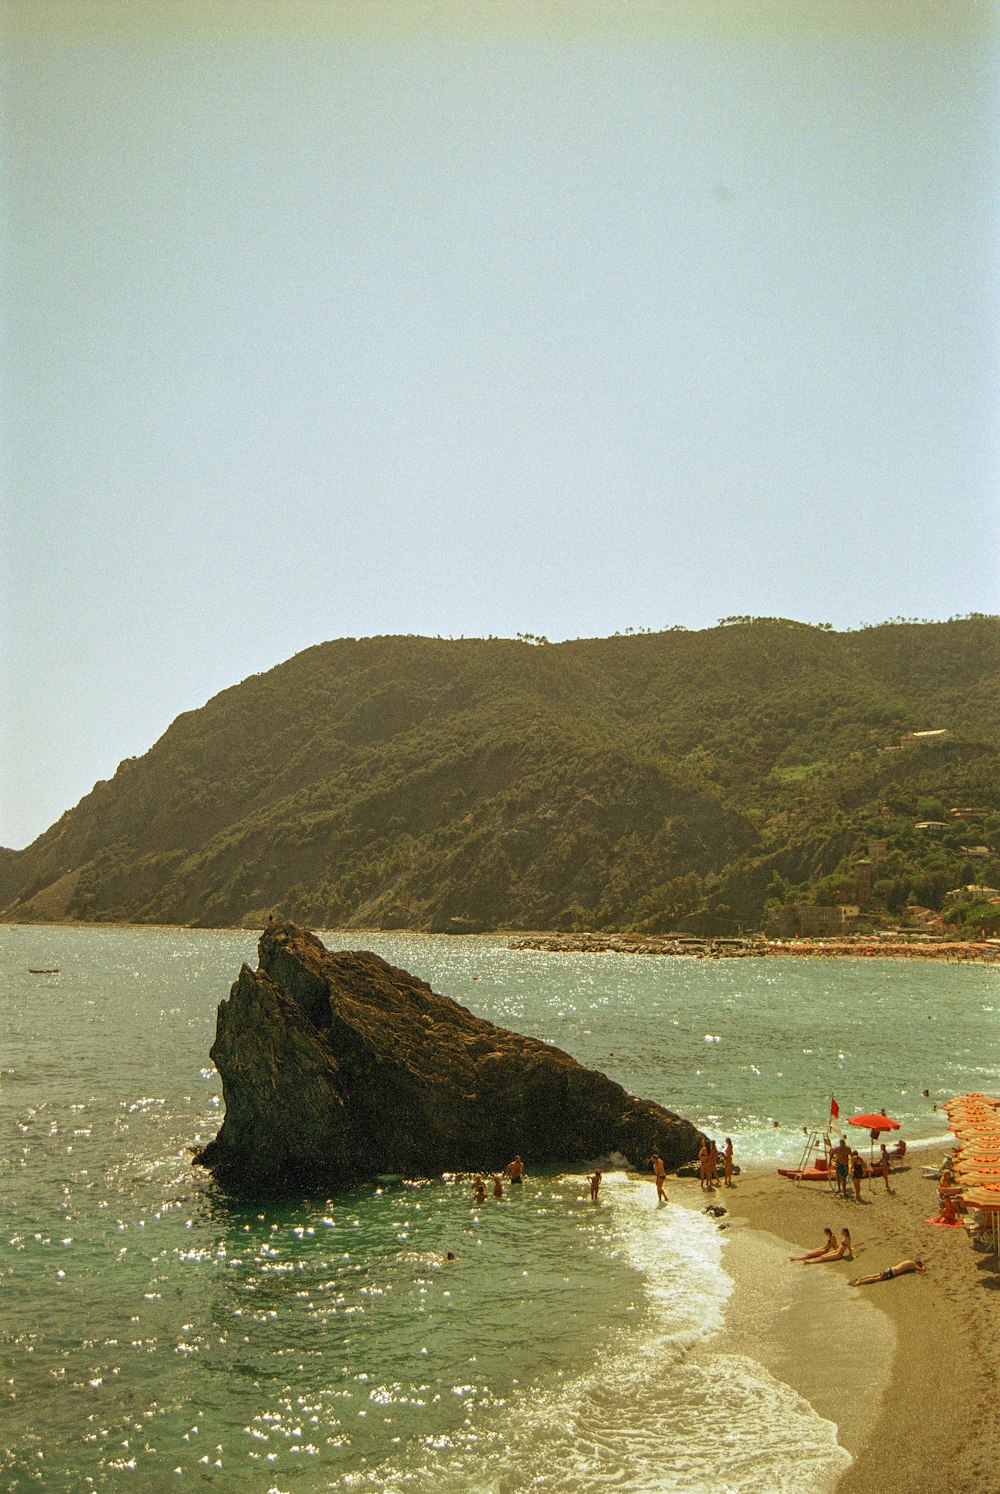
[830,1098,839,1119]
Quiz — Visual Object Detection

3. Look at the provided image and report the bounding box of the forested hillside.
[2,618,997,934]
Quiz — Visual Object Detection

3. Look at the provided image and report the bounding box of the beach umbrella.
[960,1188,1000,1254]
[848,1112,900,1132]
[848,1112,902,1174]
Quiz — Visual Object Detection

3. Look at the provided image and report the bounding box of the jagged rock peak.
[194,921,701,1195]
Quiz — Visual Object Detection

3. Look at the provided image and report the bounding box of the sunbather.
[804,1226,852,1263]
[850,1259,925,1286]
[789,1227,836,1262]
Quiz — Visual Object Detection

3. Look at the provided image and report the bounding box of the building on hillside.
[766,904,854,938]
[914,821,948,833]
[960,846,992,860]
[905,904,944,932]
[855,858,873,906]
[949,807,991,821]
[867,838,888,863]
[943,884,1000,907]
[799,905,846,937]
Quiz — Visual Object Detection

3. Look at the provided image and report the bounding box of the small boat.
[777,1164,832,1182]
[28,967,60,975]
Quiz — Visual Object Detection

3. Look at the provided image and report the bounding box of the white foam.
[346,1174,852,1493]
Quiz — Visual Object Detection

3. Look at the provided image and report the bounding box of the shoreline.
[674,1154,1000,1493]
[6,919,999,965]
[510,932,1000,963]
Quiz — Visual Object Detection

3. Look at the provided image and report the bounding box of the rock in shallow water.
[194,921,701,1195]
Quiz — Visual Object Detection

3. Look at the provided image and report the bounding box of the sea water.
[0,926,994,1492]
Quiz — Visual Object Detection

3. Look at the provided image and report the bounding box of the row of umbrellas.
[943,1092,1000,1254]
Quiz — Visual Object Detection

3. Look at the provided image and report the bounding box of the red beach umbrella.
[848,1113,901,1133]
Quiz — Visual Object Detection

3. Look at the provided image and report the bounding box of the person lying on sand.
[850,1259,925,1286]
[790,1227,837,1262]
[804,1227,852,1263]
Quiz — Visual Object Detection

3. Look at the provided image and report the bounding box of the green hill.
[3,618,998,934]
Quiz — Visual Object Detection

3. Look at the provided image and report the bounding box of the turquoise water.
[0,926,994,1492]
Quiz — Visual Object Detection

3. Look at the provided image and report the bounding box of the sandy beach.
[670,1149,1000,1493]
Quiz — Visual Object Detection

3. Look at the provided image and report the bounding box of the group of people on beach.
[697,1135,735,1189]
[647,1134,736,1205]
[829,1135,894,1200]
[788,1223,928,1286]
[790,1226,853,1263]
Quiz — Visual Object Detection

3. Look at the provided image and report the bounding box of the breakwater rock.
[509,933,766,958]
[194,921,701,1196]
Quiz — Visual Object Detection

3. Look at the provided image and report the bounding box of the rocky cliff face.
[194,922,701,1195]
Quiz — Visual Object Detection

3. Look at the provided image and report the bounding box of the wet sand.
[671,1152,1000,1493]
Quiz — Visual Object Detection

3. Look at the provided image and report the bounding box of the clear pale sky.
[3,1,998,849]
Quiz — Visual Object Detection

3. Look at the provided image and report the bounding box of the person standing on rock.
[651,1153,668,1203]
[505,1154,525,1185]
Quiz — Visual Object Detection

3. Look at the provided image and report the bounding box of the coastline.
[673,1154,1000,1493]
[6,918,1000,966]
[510,932,1000,963]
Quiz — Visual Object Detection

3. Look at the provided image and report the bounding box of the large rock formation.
[194,922,701,1195]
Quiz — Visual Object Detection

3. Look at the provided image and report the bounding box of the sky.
[3,0,998,850]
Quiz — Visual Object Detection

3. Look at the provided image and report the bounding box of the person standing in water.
[651,1153,668,1203]
[505,1154,525,1185]
[590,1169,602,1202]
